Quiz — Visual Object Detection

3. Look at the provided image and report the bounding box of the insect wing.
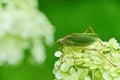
[65,33,98,46]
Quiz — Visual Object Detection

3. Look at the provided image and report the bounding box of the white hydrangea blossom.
[53,38,120,80]
[0,0,55,65]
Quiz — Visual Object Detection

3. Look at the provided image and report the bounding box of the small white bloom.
[84,76,91,80]
[103,72,112,80]
[114,76,120,80]
[55,71,68,80]
[107,38,120,49]
[60,62,70,72]
[66,58,75,66]
[65,72,79,80]
[55,71,63,79]
[55,51,63,57]
[69,67,76,74]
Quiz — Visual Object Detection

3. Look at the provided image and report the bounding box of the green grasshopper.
[57,26,117,67]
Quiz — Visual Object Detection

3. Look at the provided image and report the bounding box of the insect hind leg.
[84,26,104,46]
[77,47,117,67]
[84,26,95,33]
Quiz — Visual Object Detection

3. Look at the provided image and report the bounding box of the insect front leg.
[58,46,65,67]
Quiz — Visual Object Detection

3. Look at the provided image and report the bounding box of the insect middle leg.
[59,47,76,67]
[77,47,117,67]
[69,47,76,64]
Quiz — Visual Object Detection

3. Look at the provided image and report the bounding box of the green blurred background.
[1,0,120,80]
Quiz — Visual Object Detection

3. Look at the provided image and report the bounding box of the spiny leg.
[77,47,117,67]
[84,26,104,46]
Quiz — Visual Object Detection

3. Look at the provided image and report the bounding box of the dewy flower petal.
[53,38,120,80]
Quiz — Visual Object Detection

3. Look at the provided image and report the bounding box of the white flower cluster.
[53,38,120,80]
[0,0,55,65]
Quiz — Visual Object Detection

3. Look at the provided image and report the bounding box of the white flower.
[53,38,120,80]
[60,62,70,72]
[0,0,55,65]
[55,51,63,57]
[103,72,112,80]
[65,72,79,80]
